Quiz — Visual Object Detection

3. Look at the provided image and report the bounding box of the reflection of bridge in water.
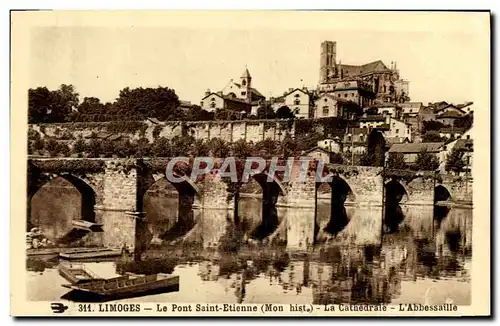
[28,157,473,255]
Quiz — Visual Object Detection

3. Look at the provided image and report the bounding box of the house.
[283,88,313,119]
[385,118,412,141]
[317,138,342,153]
[438,126,473,172]
[436,110,465,126]
[400,102,422,116]
[384,136,410,149]
[342,128,370,154]
[313,93,358,118]
[388,142,444,165]
[418,105,436,124]
[373,103,403,119]
[304,147,332,164]
[202,67,265,116]
[200,91,252,116]
[438,127,466,140]
[359,115,389,129]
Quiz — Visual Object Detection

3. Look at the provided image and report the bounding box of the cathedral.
[317,40,410,106]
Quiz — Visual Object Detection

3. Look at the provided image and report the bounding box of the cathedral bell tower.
[240,66,252,102]
[319,41,337,83]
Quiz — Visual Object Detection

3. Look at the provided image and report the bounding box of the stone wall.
[440,174,473,202]
[29,119,295,144]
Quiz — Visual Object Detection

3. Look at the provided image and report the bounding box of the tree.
[45,139,60,156]
[232,139,254,158]
[276,106,294,119]
[359,152,375,166]
[295,131,323,152]
[184,105,214,121]
[366,129,386,167]
[256,105,276,119]
[135,138,152,157]
[254,138,280,156]
[454,112,473,129]
[387,152,407,169]
[28,84,79,123]
[414,148,440,171]
[330,152,344,164]
[422,130,445,143]
[171,135,195,156]
[422,120,447,132]
[207,138,230,157]
[193,139,209,156]
[72,138,86,154]
[445,147,465,174]
[151,137,172,157]
[113,86,180,121]
[280,134,297,158]
[85,139,103,157]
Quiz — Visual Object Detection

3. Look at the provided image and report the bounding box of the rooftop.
[388,142,444,154]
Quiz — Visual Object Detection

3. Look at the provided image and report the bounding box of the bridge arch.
[142,173,201,245]
[434,184,452,202]
[384,178,409,204]
[383,179,409,233]
[237,172,286,240]
[28,173,97,244]
[315,176,355,236]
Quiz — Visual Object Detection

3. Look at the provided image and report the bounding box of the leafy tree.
[387,152,407,169]
[113,86,180,121]
[366,129,386,167]
[280,134,297,158]
[422,130,445,143]
[85,139,103,157]
[232,139,254,158]
[171,135,195,156]
[454,112,473,129]
[135,138,152,157]
[184,105,214,121]
[445,147,466,174]
[422,120,447,132]
[414,148,440,171]
[72,138,86,154]
[359,152,375,166]
[256,105,276,119]
[151,137,172,157]
[254,138,280,156]
[330,152,344,164]
[276,106,294,119]
[296,131,324,152]
[58,142,71,156]
[207,138,230,157]
[193,139,209,156]
[45,139,60,156]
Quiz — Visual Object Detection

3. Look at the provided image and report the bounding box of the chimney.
[205,89,211,96]
[217,91,223,96]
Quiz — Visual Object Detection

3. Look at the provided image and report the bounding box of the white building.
[283,88,312,119]
[313,94,354,118]
[317,138,342,153]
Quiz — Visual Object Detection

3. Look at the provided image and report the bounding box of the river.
[28,185,472,305]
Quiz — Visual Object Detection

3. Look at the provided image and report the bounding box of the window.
[294,108,300,114]
[344,94,348,98]
[295,94,300,98]
[242,80,246,86]
[211,97,215,101]
[347,136,352,142]
[359,135,364,142]
[466,135,470,139]
[324,98,328,102]
[396,129,399,134]
[323,107,329,115]
[294,99,300,105]
[200,101,204,106]
[241,91,246,96]
[210,103,216,108]
[351,93,354,97]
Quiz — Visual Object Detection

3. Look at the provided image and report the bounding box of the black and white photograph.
[10,10,490,317]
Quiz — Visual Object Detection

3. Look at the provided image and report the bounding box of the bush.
[72,138,85,154]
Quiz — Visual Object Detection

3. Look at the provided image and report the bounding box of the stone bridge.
[27,157,472,254]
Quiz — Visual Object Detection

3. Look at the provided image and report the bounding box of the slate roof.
[360,115,386,122]
[388,142,444,154]
[437,111,464,119]
[453,139,473,151]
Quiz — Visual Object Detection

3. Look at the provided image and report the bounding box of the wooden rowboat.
[62,274,179,299]
[58,263,103,284]
[59,248,123,260]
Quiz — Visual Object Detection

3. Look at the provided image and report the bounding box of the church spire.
[241,65,251,79]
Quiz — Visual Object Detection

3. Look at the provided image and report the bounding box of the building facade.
[317,40,411,105]
[283,88,313,119]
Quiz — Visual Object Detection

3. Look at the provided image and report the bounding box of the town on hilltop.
[28,40,474,175]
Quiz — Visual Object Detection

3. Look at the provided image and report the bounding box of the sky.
[26,11,490,107]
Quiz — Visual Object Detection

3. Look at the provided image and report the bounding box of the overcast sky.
[27,11,489,108]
